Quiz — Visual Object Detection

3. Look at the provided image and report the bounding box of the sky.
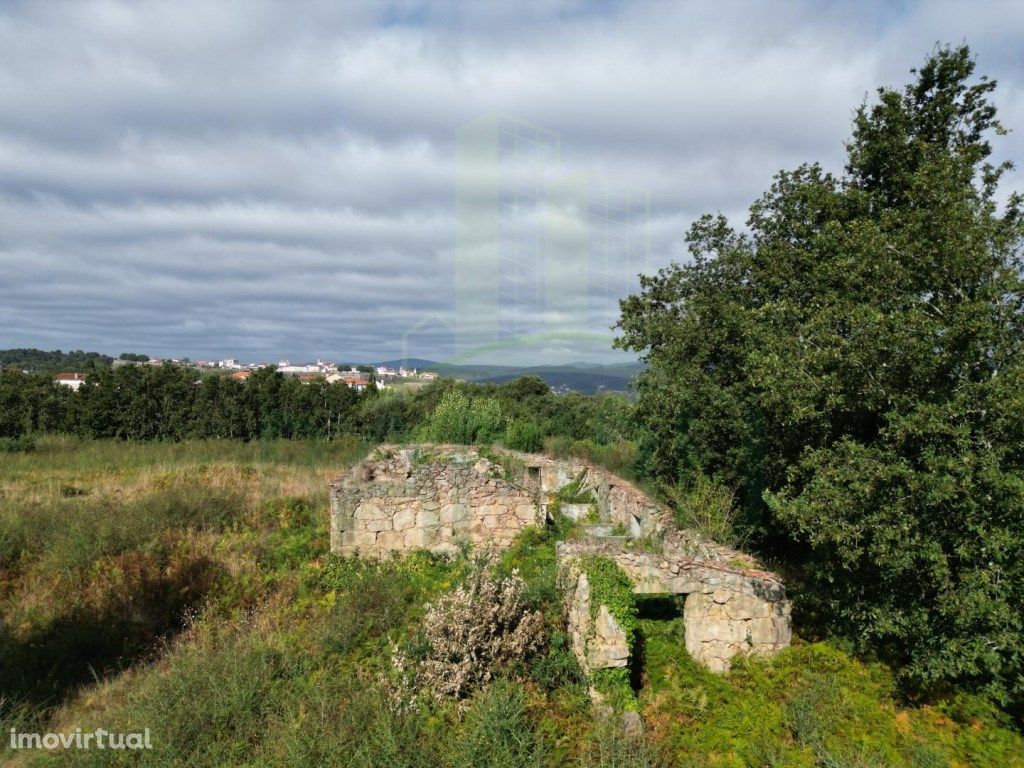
[1,0,1022,365]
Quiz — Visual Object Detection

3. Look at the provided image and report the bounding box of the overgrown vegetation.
[390,553,545,702]
[580,556,640,711]
[662,473,744,549]
[0,440,1021,766]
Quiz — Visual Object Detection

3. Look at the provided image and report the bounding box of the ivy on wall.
[579,555,639,710]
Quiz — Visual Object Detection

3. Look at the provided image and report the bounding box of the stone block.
[376,530,406,549]
[393,506,417,531]
[353,530,377,548]
[366,517,392,532]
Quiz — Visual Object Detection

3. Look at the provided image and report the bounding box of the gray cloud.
[1,0,1021,364]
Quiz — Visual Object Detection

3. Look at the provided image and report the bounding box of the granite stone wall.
[330,444,792,676]
[329,445,543,557]
[558,540,791,675]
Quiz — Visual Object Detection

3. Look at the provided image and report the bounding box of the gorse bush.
[453,681,546,768]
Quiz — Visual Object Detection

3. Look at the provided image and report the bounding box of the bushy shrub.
[393,555,544,701]
[578,718,664,768]
[661,473,743,548]
[527,630,585,692]
[420,390,506,445]
[0,435,35,453]
[503,419,544,453]
[453,680,546,768]
[469,396,505,444]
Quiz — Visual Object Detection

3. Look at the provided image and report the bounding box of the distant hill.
[0,348,114,373]
[374,358,439,370]
[377,359,643,394]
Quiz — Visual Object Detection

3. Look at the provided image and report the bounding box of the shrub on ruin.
[503,418,544,453]
[420,390,506,445]
[662,472,745,549]
[392,554,544,702]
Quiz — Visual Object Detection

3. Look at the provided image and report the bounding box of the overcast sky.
[1,1,1022,365]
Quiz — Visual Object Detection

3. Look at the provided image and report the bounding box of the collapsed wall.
[329,443,791,674]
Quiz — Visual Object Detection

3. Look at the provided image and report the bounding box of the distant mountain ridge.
[376,359,643,394]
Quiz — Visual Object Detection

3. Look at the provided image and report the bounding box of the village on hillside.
[50,357,440,392]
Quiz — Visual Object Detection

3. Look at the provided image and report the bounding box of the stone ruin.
[329,444,791,676]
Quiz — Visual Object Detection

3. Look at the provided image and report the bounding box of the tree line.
[0,364,635,450]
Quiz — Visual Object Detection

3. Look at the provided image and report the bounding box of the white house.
[54,372,87,391]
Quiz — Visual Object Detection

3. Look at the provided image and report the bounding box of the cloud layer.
[1,0,1022,364]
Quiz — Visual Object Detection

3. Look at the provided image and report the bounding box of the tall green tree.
[616,46,1024,707]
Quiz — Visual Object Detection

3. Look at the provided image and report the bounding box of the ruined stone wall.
[558,540,791,674]
[562,566,630,672]
[683,590,791,673]
[330,444,792,676]
[532,457,667,538]
[330,445,543,557]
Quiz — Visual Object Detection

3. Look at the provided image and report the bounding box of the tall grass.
[0,435,367,477]
[0,485,246,572]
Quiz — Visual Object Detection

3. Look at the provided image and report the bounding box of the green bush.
[469,397,505,444]
[527,630,586,692]
[454,680,545,768]
[503,419,544,453]
[420,390,506,445]
[577,718,664,768]
[661,473,743,548]
[0,435,35,453]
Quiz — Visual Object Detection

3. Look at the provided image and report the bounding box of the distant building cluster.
[51,356,440,392]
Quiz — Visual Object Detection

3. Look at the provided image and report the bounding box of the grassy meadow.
[0,437,1022,767]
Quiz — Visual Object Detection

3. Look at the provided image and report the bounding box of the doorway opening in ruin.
[632,594,687,693]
